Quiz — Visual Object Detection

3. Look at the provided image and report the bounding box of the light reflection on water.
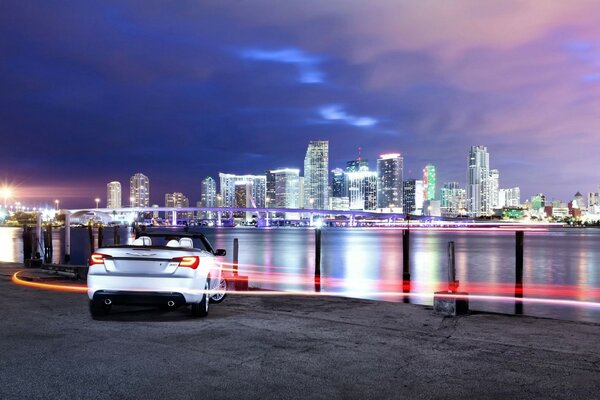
[1,226,599,323]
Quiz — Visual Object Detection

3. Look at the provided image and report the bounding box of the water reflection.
[1,226,600,323]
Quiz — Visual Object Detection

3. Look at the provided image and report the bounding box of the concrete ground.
[1,262,599,400]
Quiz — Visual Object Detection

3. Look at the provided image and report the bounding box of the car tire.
[89,299,110,318]
[209,277,227,304]
[191,280,209,318]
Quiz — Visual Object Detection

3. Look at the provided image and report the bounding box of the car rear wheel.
[191,280,209,318]
[209,277,227,304]
[89,299,111,318]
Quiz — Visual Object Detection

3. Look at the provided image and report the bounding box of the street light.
[309,198,314,209]
[1,186,12,208]
[95,198,100,209]
[130,196,135,207]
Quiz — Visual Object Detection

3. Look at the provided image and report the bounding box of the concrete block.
[434,291,469,316]
[233,275,249,291]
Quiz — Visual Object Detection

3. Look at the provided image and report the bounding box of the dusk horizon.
[2,1,600,207]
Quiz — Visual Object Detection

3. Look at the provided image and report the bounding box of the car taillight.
[174,256,200,269]
[89,253,110,266]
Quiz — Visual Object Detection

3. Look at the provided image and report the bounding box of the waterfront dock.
[1,262,598,399]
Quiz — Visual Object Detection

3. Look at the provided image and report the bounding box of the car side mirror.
[214,249,226,257]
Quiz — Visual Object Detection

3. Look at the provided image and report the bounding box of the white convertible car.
[87,231,227,318]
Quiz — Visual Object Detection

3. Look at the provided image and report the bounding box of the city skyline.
[2,1,600,206]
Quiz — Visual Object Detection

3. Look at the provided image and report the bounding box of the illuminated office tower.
[467,146,490,217]
[331,168,347,198]
[403,179,425,215]
[422,164,436,201]
[347,167,378,211]
[377,153,403,211]
[265,168,301,208]
[201,177,217,208]
[130,173,150,207]
[499,187,520,208]
[489,169,500,209]
[165,192,191,220]
[441,182,466,216]
[106,181,122,208]
[219,173,266,208]
[303,140,329,209]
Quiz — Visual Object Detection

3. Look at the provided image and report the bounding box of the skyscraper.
[489,169,500,209]
[130,173,150,207]
[440,182,466,216]
[377,153,403,211]
[106,181,122,208]
[403,179,425,215]
[303,140,329,209]
[422,164,436,201]
[331,168,347,198]
[347,168,378,211]
[467,146,490,217]
[165,192,191,221]
[219,173,266,208]
[266,168,301,208]
[201,177,217,208]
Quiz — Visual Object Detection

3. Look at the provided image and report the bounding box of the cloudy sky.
[1,0,599,207]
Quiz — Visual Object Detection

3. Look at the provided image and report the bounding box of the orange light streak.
[12,271,87,293]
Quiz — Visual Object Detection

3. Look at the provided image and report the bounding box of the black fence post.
[88,223,94,255]
[315,228,322,292]
[402,228,411,301]
[97,225,103,248]
[515,231,524,315]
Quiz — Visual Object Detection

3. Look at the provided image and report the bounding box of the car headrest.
[132,236,152,246]
[179,238,193,248]
[166,239,180,247]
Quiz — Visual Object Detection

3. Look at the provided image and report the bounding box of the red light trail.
[11,266,600,311]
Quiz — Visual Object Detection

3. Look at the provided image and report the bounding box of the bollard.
[232,238,248,291]
[88,223,95,254]
[113,225,120,245]
[22,226,32,261]
[97,225,104,248]
[447,241,458,292]
[515,231,524,315]
[315,228,321,292]
[64,214,71,264]
[434,241,469,316]
[402,228,411,300]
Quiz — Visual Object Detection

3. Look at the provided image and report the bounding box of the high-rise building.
[331,168,347,198]
[489,169,500,209]
[347,168,378,210]
[130,173,150,208]
[219,173,266,208]
[499,187,520,208]
[165,192,191,221]
[165,192,189,208]
[265,168,301,208]
[403,179,425,215]
[106,181,122,208]
[440,182,466,216]
[200,177,217,208]
[467,146,490,217]
[589,192,599,208]
[423,164,436,201]
[377,153,403,211]
[346,159,369,173]
[303,141,329,209]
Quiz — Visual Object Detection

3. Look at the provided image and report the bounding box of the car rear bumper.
[92,290,187,307]
[87,275,206,303]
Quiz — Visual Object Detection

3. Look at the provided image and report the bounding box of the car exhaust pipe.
[104,299,112,305]
[167,300,175,307]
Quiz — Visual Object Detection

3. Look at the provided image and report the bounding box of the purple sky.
[1,1,599,208]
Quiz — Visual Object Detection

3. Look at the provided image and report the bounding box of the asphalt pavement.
[1,262,599,400]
